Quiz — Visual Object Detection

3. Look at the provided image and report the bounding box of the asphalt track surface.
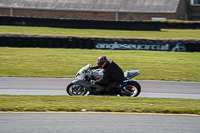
[1,112,200,133]
[0,77,200,99]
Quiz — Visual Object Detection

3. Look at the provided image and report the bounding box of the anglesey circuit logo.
[95,42,169,51]
[95,42,186,52]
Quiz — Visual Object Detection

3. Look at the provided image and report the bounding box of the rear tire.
[122,81,141,97]
[66,83,88,96]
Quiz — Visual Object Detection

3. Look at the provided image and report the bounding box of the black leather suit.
[91,60,124,93]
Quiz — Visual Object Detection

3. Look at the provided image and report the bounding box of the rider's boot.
[89,89,104,95]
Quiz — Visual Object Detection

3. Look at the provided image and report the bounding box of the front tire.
[122,81,141,97]
[66,83,88,96]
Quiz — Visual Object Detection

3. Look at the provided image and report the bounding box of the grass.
[0,26,200,40]
[0,95,199,115]
[0,47,200,82]
[0,26,200,81]
[161,20,200,23]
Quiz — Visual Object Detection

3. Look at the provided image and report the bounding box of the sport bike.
[66,64,141,97]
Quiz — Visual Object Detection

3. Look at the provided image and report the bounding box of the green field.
[0,47,200,82]
[0,95,200,115]
[1,26,200,40]
[1,26,199,81]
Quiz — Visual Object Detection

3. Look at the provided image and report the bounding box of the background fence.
[0,35,199,52]
[0,16,160,31]
[1,16,200,29]
[161,22,200,29]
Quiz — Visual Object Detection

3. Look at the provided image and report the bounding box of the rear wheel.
[66,83,88,96]
[122,81,141,97]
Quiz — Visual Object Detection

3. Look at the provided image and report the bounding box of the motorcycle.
[66,64,141,97]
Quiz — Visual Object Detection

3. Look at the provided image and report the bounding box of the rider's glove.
[90,80,96,85]
[89,66,98,70]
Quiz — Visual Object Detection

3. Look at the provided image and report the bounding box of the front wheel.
[121,81,141,97]
[66,83,88,96]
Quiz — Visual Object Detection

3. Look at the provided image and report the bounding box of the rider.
[90,56,124,95]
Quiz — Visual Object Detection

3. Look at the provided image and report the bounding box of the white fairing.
[124,70,140,80]
[93,69,103,77]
